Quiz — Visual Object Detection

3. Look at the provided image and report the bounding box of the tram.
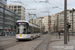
[16,20,41,40]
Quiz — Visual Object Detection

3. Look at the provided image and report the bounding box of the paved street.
[1,34,75,50]
[0,34,49,50]
[48,35,75,50]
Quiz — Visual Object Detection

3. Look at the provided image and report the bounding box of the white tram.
[16,20,41,40]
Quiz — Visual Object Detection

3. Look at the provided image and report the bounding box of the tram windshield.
[16,22,29,34]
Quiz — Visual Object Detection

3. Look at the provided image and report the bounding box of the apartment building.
[53,9,75,32]
[50,15,56,32]
[32,17,45,32]
[0,0,19,35]
[7,5,25,20]
[43,16,51,32]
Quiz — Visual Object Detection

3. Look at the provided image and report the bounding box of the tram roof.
[17,20,40,28]
[17,20,29,23]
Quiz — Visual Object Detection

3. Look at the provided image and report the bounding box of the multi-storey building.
[32,17,45,32]
[50,15,56,32]
[53,9,75,32]
[0,0,19,35]
[1,0,7,4]
[43,15,51,32]
[7,5,25,20]
[30,9,75,33]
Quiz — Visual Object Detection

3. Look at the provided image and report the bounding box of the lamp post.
[56,15,59,38]
[72,10,74,36]
[64,0,67,44]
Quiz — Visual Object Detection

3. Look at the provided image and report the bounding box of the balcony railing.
[0,21,3,23]
[0,16,3,18]
[0,0,6,6]
[5,22,14,25]
[5,17,13,21]
[0,26,3,29]
[4,27,10,29]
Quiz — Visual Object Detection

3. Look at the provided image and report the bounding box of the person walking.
[58,32,60,39]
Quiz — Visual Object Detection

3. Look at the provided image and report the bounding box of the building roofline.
[7,5,25,8]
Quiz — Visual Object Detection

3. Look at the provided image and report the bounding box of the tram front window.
[16,22,28,34]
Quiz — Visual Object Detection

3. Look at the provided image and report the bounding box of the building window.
[18,9,21,11]
[1,0,7,3]
[18,16,21,17]
[18,6,21,8]
[9,6,11,8]
[18,12,21,14]
[12,6,13,8]
[0,8,3,13]
[14,9,17,12]
[0,13,3,18]
[14,6,17,8]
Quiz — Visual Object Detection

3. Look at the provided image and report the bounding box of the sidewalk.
[49,35,75,50]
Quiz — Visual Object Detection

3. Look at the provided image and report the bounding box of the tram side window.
[35,28,39,33]
[37,28,38,33]
[34,27,35,33]
[36,28,37,33]
[34,27,36,33]
[29,26,33,33]
[37,28,39,33]
[38,28,40,33]
[35,28,36,33]
[37,29,39,33]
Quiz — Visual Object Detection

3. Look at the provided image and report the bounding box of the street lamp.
[64,0,67,44]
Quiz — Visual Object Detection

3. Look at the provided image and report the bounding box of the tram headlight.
[24,34,27,36]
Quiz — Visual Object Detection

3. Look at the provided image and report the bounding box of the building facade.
[31,17,45,32]
[50,15,56,32]
[1,0,7,4]
[52,9,75,32]
[0,0,19,35]
[7,5,25,20]
[43,16,48,32]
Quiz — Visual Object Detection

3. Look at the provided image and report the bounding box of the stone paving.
[49,35,75,50]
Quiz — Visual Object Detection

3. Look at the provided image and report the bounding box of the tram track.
[0,41,20,50]
[0,35,49,50]
[0,39,16,42]
[34,34,51,50]
[0,40,29,50]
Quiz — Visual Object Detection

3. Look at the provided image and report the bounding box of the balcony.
[15,16,19,19]
[0,16,3,18]
[5,22,14,25]
[0,26,3,29]
[4,27,10,29]
[0,0,6,6]
[0,20,3,23]
[5,17,14,21]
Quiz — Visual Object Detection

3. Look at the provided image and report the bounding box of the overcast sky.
[7,0,75,21]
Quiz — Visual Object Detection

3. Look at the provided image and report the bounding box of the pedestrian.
[58,31,61,39]
[11,32,13,36]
